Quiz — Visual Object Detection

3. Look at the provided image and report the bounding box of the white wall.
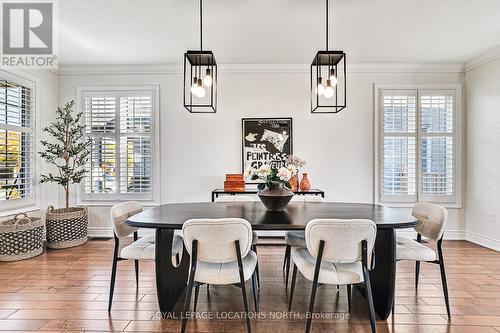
[465,56,500,250]
[57,64,465,236]
[0,69,60,220]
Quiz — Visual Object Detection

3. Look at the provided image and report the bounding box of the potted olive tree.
[39,100,91,249]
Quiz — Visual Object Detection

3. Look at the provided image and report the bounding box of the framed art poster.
[242,118,293,182]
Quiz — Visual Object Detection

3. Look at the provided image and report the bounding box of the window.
[377,87,461,205]
[0,79,34,209]
[80,87,158,202]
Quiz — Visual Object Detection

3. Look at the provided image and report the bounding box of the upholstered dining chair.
[181,218,258,333]
[288,219,378,333]
[283,196,324,288]
[395,203,451,319]
[215,195,260,287]
[108,201,183,312]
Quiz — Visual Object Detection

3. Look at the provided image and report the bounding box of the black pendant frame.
[183,50,218,113]
[310,50,346,114]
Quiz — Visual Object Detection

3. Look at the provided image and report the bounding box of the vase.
[289,174,299,192]
[300,173,311,191]
[258,181,294,211]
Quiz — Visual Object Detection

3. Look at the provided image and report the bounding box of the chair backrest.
[110,201,142,238]
[305,219,377,263]
[215,195,257,202]
[412,203,448,241]
[182,218,253,263]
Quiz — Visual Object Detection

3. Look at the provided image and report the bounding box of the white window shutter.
[379,88,457,204]
[419,91,455,202]
[82,91,154,201]
[380,90,417,202]
[0,81,34,206]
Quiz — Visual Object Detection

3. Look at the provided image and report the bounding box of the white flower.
[244,165,255,178]
[286,164,297,177]
[277,167,292,181]
[257,165,272,178]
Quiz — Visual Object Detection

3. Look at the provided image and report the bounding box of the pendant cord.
[326,0,328,51]
[200,0,203,51]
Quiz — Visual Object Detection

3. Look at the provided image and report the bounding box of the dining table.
[126,201,419,320]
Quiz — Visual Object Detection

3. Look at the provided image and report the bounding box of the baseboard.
[88,228,113,238]
[465,231,500,252]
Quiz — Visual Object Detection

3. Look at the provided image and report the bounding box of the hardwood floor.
[1,238,500,332]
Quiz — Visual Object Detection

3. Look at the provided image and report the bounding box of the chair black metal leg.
[288,264,297,311]
[363,266,377,333]
[306,281,319,333]
[193,284,200,312]
[347,284,352,314]
[108,256,118,312]
[252,245,260,289]
[283,244,291,273]
[437,239,451,320]
[252,272,259,312]
[235,240,252,333]
[134,260,139,286]
[108,236,119,312]
[285,245,292,288]
[415,261,420,289]
[182,240,198,333]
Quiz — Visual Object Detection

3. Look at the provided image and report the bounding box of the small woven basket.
[0,213,44,262]
[46,206,88,249]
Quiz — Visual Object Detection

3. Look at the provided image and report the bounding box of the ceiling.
[57,0,500,66]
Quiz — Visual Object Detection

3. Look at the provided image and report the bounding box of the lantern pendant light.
[183,0,217,113]
[311,0,346,113]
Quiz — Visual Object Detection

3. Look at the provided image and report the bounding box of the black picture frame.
[242,118,293,183]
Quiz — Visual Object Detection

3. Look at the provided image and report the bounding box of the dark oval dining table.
[126,201,419,320]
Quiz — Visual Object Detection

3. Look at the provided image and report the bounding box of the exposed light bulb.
[197,86,206,98]
[195,78,205,98]
[203,68,213,87]
[330,75,338,86]
[324,79,334,98]
[190,77,199,95]
[329,68,338,86]
[282,130,287,135]
[316,77,325,96]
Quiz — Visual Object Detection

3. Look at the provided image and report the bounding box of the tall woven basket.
[0,213,44,262]
[46,206,88,249]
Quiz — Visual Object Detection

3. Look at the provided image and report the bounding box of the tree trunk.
[65,187,69,210]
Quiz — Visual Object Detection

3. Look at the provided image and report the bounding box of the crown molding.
[465,46,500,72]
[57,62,465,76]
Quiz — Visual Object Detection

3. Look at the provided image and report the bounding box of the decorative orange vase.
[300,173,311,191]
[290,174,299,192]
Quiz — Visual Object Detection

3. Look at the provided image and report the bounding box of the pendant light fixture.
[184,0,217,113]
[311,0,346,113]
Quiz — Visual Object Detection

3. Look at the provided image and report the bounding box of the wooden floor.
[1,239,500,332]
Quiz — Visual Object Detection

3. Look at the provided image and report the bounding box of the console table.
[211,188,325,202]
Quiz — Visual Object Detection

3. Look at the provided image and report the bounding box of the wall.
[465,56,500,250]
[0,68,60,219]
[58,64,466,236]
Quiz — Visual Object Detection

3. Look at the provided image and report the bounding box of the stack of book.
[223,174,245,192]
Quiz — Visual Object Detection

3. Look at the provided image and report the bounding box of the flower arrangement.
[245,163,298,191]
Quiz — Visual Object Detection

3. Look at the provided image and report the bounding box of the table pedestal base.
[155,229,190,316]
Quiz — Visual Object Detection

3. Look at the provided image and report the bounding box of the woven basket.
[46,206,88,249]
[0,213,44,261]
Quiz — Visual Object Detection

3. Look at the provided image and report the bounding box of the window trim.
[374,84,463,208]
[0,69,39,214]
[76,85,160,206]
